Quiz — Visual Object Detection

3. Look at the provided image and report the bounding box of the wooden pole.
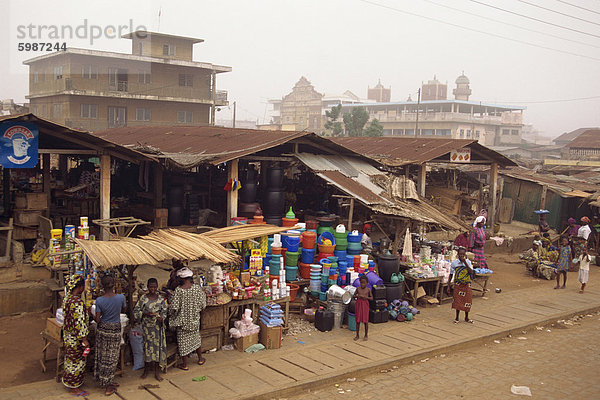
[489,162,499,231]
[153,163,163,208]
[226,159,239,225]
[3,168,10,217]
[43,154,51,218]
[417,164,426,197]
[391,220,404,255]
[347,198,355,231]
[100,154,111,241]
[540,185,548,210]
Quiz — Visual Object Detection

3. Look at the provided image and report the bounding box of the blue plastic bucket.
[334,249,347,260]
[285,266,298,281]
[320,291,327,301]
[347,313,356,331]
[286,235,300,252]
[301,248,315,264]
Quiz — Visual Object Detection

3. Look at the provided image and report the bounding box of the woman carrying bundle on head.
[468,216,488,269]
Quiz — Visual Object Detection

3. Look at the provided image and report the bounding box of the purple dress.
[556,246,571,272]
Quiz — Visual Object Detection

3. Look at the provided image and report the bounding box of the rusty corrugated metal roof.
[93,125,312,167]
[318,170,387,204]
[332,137,516,167]
[0,114,156,163]
[566,129,600,149]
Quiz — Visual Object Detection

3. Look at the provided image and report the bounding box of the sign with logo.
[450,148,471,163]
[0,122,39,168]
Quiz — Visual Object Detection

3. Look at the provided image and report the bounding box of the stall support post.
[540,185,548,210]
[100,154,111,241]
[43,154,51,218]
[226,159,239,226]
[391,220,405,255]
[153,164,163,208]
[489,162,498,231]
[3,168,10,217]
[417,164,426,197]
[348,198,354,231]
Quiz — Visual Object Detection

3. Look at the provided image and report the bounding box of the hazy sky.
[2,0,600,138]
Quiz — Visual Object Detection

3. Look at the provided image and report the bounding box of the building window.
[136,108,151,121]
[460,129,465,138]
[53,66,63,80]
[138,71,151,84]
[108,106,127,128]
[502,129,510,135]
[33,72,39,84]
[423,129,434,136]
[177,111,193,123]
[82,65,98,79]
[299,117,303,128]
[80,104,98,118]
[511,129,519,135]
[163,44,176,56]
[52,104,62,118]
[108,68,128,91]
[178,74,193,87]
[313,116,318,128]
[466,129,471,138]
[475,130,480,138]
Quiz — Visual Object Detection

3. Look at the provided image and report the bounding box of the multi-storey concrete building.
[23,31,231,131]
[340,74,525,146]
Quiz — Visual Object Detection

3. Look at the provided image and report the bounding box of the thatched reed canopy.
[201,224,300,244]
[74,229,239,269]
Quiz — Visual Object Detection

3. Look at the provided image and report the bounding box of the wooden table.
[472,273,491,297]
[223,296,290,344]
[403,275,442,307]
[40,330,64,382]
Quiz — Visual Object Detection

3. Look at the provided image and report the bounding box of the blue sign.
[0,122,39,169]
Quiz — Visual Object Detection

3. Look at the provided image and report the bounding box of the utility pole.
[233,101,236,128]
[211,69,216,126]
[415,88,421,136]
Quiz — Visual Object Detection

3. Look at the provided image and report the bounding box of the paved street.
[288,311,600,400]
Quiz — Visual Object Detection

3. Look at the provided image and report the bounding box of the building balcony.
[371,111,522,125]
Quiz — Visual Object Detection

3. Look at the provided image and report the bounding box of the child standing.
[353,275,372,341]
[577,247,590,294]
[555,237,572,289]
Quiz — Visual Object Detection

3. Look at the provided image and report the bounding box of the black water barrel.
[168,206,184,226]
[263,189,285,215]
[239,182,258,203]
[315,310,334,332]
[377,254,400,283]
[167,185,184,207]
[266,167,284,189]
[264,216,282,226]
[384,282,404,303]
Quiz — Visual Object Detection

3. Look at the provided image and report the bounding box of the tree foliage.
[324,104,343,136]
[364,118,383,137]
[342,107,370,137]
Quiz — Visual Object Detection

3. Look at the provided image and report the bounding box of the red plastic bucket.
[302,231,317,248]
[299,262,311,279]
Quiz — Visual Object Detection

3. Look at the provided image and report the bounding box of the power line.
[421,0,600,50]
[468,0,600,39]
[555,0,600,16]
[516,0,600,27]
[357,0,600,62]
[497,95,600,104]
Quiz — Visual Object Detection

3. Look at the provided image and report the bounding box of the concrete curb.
[243,304,600,400]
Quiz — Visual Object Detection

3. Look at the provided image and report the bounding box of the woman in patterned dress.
[468,216,488,268]
[62,275,90,396]
[168,267,207,370]
[449,247,475,324]
[555,237,572,289]
[133,278,167,381]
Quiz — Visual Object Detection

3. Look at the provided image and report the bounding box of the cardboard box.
[259,321,282,349]
[234,332,258,352]
[46,317,62,341]
[13,225,38,240]
[13,210,42,226]
[15,193,48,210]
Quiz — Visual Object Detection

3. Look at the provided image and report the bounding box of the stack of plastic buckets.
[309,264,321,296]
[285,231,300,281]
[347,230,362,255]
[320,259,331,300]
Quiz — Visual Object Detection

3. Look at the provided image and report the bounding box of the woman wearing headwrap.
[62,275,90,396]
[168,267,207,370]
[574,217,592,260]
[520,240,541,275]
[468,216,488,268]
[361,224,373,254]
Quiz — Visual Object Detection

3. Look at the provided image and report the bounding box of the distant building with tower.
[367,80,391,102]
[339,73,524,146]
